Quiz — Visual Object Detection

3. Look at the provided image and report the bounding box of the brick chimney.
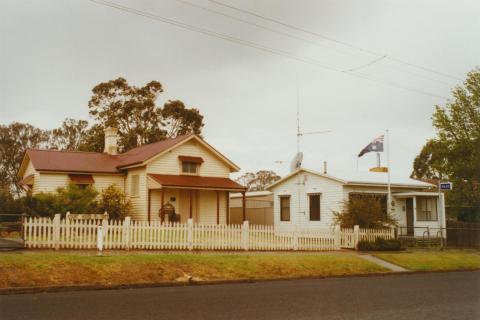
[104,127,118,155]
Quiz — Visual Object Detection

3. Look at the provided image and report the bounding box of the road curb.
[1,269,478,295]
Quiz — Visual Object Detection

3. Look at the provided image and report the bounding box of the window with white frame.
[130,174,139,196]
[416,197,438,221]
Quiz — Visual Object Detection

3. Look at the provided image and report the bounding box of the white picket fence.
[23,215,394,251]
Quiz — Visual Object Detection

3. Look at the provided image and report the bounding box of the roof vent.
[104,127,118,155]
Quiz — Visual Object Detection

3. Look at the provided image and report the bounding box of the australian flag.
[358,135,384,157]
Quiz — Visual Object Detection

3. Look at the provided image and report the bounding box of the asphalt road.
[1,271,479,320]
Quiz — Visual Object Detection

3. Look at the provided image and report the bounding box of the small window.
[309,194,321,221]
[280,196,290,221]
[182,162,198,174]
[131,174,139,196]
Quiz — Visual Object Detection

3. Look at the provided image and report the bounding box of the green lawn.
[374,250,480,271]
[0,251,387,289]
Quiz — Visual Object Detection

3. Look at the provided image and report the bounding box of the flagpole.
[386,129,391,215]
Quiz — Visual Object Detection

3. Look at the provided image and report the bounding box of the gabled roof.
[116,134,192,168]
[267,168,435,190]
[18,134,241,177]
[22,149,120,174]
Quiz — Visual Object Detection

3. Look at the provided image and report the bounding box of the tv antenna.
[292,76,332,170]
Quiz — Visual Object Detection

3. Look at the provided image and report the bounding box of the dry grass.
[374,250,480,271]
[0,251,387,289]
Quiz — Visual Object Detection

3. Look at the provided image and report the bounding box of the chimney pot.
[323,161,327,174]
[104,127,118,155]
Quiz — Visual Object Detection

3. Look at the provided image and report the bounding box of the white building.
[267,168,446,237]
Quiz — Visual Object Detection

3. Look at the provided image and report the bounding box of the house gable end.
[145,138,234,177]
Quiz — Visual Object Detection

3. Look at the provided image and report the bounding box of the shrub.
[97,185,131,219]
[333,194,397,228]
[0,187,24,214]
[22,192,59,218]
[23,184,98,218]
[357,238,402,251]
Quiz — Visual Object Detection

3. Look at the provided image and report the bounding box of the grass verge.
[0,251,387,289]
[374,250,480,271]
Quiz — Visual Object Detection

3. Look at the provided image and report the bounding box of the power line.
[344,55,387,72]
[176,0,453,87]
[206,0,462,81]
[88,0,448,99]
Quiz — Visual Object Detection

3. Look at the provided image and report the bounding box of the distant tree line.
[0,77,205,196]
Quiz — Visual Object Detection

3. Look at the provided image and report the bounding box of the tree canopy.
[88,77,204,151]
[236,170,281,191]
[0,123,50,195]
[0,77,205,194]
[412,69,480,222]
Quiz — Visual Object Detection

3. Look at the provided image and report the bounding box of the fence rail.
[24,215,394,251]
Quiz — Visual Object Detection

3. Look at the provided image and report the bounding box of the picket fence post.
[292,225,299,251]
[187,218,194,251]
[97,225,104,253]
[242,221,249,251]
[53,214,60,250]
[334,225,341,250]
[123,216,131,250]
[353,225,360,249]
[65,212,71,242]
[102,216,108,249]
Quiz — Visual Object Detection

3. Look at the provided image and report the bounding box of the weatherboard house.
[267,168,446,237]
[18,128,247,223]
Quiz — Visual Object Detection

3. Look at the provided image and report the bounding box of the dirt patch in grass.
[374,250,480,271]
[0,251,387,289]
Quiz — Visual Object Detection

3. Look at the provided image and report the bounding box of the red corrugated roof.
[148,174,246,191]
[117,134,192,168]
[23,134,193,174]
[26,149,120,173]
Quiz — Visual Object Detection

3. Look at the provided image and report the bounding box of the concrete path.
[2,271,479,320]
[358,253,409,272]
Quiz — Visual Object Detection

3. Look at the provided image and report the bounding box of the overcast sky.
[1,0,479,178]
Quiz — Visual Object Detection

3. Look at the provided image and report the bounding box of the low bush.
[358,238,402,251]
[97,185,131,219]
[20,184,130,218]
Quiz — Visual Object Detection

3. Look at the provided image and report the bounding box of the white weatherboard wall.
[146,139,231,177]
[32,173,125,195]
[271,173,344,232]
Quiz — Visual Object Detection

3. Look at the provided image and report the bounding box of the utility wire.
[344,55,387,72]
[176,0,452,87]
[88,0,448,99]
[207,0,462,81]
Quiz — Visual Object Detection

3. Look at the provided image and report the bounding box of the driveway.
[1,271,479,320]
[0,238,23,250]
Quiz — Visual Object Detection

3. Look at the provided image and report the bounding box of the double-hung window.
[130,174,139,197]
[182,162,198,174]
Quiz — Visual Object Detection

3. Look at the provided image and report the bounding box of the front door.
[406,198,414,235]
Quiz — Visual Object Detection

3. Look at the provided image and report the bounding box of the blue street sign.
[439,182,453,190]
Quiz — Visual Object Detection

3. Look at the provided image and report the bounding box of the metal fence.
[397,223,480,249]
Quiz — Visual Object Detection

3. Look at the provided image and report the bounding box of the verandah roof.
[148,174,246,191]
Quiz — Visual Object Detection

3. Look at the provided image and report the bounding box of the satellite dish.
[290,152,303,172]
